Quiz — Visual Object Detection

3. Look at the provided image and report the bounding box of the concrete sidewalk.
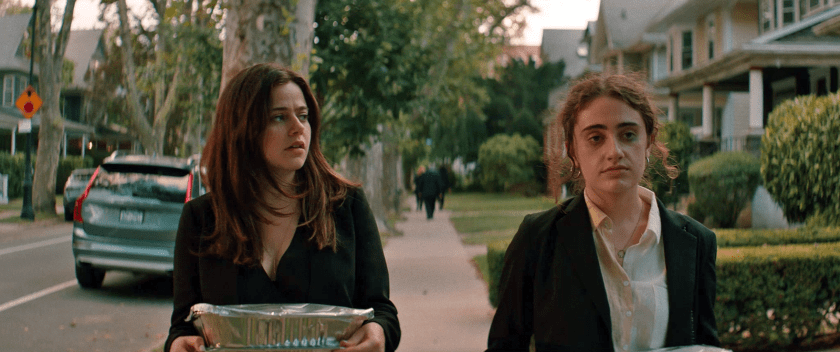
[385,203,494,352]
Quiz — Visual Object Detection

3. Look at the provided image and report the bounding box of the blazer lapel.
[660,200,698,345]
[556,197,612,332]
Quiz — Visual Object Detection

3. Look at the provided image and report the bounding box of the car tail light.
[185,172,194,203]
[74,167,100,223]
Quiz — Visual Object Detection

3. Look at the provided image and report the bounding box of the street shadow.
[76,272,173,302]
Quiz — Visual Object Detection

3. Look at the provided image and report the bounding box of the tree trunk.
[115,0,184,155]
[32,0,76,215]
[220,0,316,91]
[116,0,157,154]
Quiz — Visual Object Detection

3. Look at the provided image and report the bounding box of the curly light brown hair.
[546,72,678,199]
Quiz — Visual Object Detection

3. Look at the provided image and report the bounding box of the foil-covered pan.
[648,346,733,352]
[187,303,374,351]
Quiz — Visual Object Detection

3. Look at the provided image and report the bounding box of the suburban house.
[0,13,132,161]
[646,0,840,157]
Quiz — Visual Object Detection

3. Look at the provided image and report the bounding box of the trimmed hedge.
[487,239,511,308]
[688,151,761,228]
[485,228,840,351]
[0,153,28,199]
[716,226,840,247]
[717,243,840,351]
[0,152,93,198]
[762,93,840,225]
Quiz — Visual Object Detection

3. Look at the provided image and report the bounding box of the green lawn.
[0,196,64,223]
[446,192,557,246]
[446,192,559,287]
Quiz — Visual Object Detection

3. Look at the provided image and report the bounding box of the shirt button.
[623,281,630,286]
[626,311,632,317]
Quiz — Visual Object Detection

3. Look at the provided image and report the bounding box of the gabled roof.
[751,4,840,44]
[65,29,104,90]
[0,13,33,73]
[540,29,588,78]
[600,0,669,49]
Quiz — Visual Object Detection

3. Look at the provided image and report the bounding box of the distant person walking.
[413,166,425,212]
[417,168,444,219]
[438,165,451,210]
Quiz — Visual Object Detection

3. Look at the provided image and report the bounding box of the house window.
[680,108,702,128]
[3,75,28,107]
[761,0,776,32]
[782,0,796,26]
[707,15,716,60]
[669,36,674,72]
[2,76,13,107]
[681,31,693,70]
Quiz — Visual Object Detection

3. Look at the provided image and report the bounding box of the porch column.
[749,68,764,130]
[702,84,714,138]
[11,126,16,155]
[81,134,87,159]
[668,93,679,122]
[722,5,734,53]
[62,133,67,158]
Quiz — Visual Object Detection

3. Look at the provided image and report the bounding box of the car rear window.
[92,164,190,203]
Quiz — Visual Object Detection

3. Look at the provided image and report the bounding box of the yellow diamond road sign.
[15,85,42,119]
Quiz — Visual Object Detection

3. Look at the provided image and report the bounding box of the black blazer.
[164,188,400,352]
[487,196,720,352]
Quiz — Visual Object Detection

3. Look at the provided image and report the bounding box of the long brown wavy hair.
[199,63,358,266]
[546,72,678,198]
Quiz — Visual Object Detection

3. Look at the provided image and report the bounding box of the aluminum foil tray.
[648,346,733,352]
[187,303,374,351]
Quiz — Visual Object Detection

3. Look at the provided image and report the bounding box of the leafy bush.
[477,134,541,192]
[650,121,693,208]
[688,151,761,228]
[486,239,511,308]
[762,93,840,226]
[0,153,27,199]
[1,153,94,198]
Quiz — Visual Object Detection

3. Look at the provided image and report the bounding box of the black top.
[165,188,400,352]
[237,225,311,304]
[487,196,720,352]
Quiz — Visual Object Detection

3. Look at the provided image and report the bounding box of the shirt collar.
[584,186,662,242]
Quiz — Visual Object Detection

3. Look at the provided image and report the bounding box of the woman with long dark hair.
[166,63,399,352]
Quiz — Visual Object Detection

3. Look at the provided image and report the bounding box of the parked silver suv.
[71,154,204,289]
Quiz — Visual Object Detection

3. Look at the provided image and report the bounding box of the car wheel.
[75,263,105,289]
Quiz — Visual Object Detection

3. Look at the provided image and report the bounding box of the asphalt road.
[0,221,172,352]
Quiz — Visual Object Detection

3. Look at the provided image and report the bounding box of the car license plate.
[120,209,144,224]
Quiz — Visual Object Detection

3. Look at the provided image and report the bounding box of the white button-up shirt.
[585,186,669,352]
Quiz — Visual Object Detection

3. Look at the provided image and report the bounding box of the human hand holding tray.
[187,303,374,351]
